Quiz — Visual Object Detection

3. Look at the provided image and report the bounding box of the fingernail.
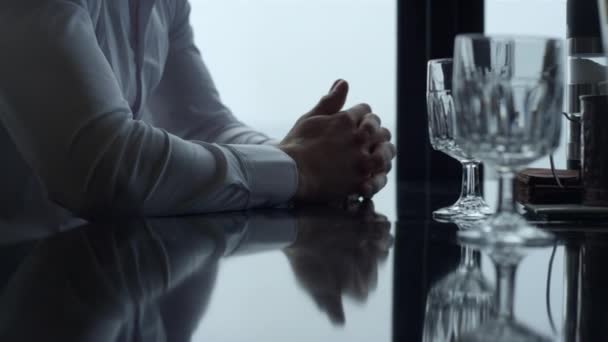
[330,79,343,93]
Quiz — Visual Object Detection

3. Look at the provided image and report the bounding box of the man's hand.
[279,80,396,203]
[357,111,396,198]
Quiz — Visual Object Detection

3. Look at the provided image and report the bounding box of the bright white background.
[186,0,569,340]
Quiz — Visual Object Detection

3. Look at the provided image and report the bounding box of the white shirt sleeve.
[0,2,297,217]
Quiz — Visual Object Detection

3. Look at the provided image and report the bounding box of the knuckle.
[357,157,374,175]
[385,161,393,173]
[359,103,372,113]
[379,175,388,189]
[367,157,382,172]
[336,111,356,127]
[300,116,324,130]
[368,113,381,126]
[370,183,380,195]
[382,128,392,141]
[370,178,385,196]
[372,154,385,168]
[361,182,373,196]
[380,159,391,171]
[362,121,376,134]
[354,130,369,145]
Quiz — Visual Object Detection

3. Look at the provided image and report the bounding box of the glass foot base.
[458,212,554,247]
[459,318,552,342]
[433,196,493,221]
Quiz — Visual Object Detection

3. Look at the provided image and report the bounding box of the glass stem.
[460,162,482,199]
[495,263,517,320]
[497,171,516,213]
[461,246,479,269]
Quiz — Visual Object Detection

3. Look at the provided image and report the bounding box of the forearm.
[0,3,297,217]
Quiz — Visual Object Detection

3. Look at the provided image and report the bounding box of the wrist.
[279,143,309,202]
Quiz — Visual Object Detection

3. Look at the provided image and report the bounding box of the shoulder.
[0,1,95,46]
[0,0,103,80]
[169,0,192,24]
[162,0,193,49]
[0,1,93,35]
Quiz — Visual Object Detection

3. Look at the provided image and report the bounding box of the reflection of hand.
[285,200,393,324]
[279,80,396,203]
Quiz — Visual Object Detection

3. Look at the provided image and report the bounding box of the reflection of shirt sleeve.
[0,3,297,217]
[224,212,298,257]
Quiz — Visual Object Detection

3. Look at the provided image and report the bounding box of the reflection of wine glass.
[452,34,563,245]
[457,243,553,342]
[427,58,492,221]
[423,220,493,342]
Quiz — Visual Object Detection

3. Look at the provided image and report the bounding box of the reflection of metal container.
[563,244,580,341]
[564,237,608,341]
[581,95,608,206]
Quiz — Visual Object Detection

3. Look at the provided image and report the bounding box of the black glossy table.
[0,182,606,341]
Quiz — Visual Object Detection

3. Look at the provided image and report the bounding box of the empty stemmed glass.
[452,35,564,244]
[427,59,493,220]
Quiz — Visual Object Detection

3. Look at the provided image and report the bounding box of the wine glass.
[423,220,494,342]
[452,34,564,244]
[457,242,553,342]
[427,58,493,220]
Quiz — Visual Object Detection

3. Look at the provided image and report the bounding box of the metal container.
[581,95,608,206]
[566,0,607,171]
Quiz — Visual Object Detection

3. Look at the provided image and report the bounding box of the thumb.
[310,79,349,116]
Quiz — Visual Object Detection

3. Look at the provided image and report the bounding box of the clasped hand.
[280,80,396,203]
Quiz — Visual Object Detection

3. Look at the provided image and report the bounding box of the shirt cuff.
[224,144,298,207]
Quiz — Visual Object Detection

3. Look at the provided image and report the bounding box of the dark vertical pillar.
[392,221,461,342]
[396,0,484,220]
[578,239,608,341]
[394,0,484,340]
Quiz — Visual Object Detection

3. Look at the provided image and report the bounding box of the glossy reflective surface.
[0,182,607,341]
